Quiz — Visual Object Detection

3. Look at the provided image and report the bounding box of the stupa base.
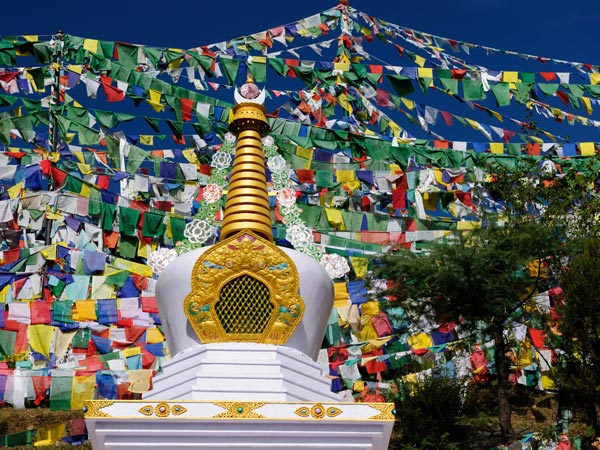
[85,399,395,450]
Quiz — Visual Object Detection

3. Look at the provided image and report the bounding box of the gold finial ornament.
[221,82,272,241]
[184,82,305,345]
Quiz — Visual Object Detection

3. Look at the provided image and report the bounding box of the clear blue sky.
[3,0,598,65]
[3,0,600,143]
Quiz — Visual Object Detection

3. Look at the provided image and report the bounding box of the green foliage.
[553,237,600,433]
[378,221,557,330]
[388,375,465,450]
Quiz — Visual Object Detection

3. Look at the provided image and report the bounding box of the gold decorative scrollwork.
[367,403,396,420]
[212,401,266,419]
[84,400,114,418]
[184,231,304,344]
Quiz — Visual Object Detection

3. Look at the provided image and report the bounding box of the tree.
[388,375,464,450]
[553,237,600,437]
[377,221,558,442]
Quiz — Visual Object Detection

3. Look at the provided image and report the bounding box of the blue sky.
[3,0,600,144]
[3,0,597,64]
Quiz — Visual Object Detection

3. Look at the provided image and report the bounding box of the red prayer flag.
[180,98,194,122]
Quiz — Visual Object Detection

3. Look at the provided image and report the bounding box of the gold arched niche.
[184,231,304,344]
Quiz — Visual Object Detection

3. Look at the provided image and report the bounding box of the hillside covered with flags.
[0,1,598,446]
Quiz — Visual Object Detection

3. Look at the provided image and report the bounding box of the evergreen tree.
[377,221,558,441]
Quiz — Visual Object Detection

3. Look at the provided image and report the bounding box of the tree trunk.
[493,325,514,442]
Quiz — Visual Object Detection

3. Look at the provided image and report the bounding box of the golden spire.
[220,82,273,241]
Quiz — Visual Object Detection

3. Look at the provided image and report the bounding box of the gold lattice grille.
[215,275,273,334]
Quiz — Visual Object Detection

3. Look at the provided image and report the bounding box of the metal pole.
[45,30,64,245]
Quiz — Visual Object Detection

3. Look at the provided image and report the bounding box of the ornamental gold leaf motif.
[184,231,304,344]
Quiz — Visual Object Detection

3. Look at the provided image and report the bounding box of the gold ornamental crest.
[184,231,304,344]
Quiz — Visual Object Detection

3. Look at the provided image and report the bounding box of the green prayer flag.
[118,206,141,236]
[169,215,187,243]
[52,301,74,324]
[5,430,32,446]
[12,116,34,142]
[141,211,166,238]
[126,145,147,174]
[94,110,116,128]
[0,330,16,357]
[462,78,486,101]
[50,376,72,411]
[490,82,510,107]
[72,328,90,349]
[101,203,116,231]
[268,58,287,77]
[387,75,414,97]
[247,59,266,83]
[117,43,139,67]
[88,188,102,216]
[221,57,241,85]
[117,234,138,259]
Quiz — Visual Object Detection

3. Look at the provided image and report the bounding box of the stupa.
[85,81,395,449]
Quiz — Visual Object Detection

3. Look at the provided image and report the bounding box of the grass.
[0,406,91,449]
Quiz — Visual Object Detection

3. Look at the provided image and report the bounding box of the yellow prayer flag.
[146,100,164,113]
[83,39,99,54]
[389,164,402,172]
[333,282,350,307]
[0,285,10,303]
[71,375,96,410]
[7,181,23,199]
[580,142,595,156]
[333,62,350,72]
[338,93,353,114]
[71,151,85,164]
[112,258,154,277]
[414,55,425,67]
[296,146,313,160]
[590,73,600,85]
[388,121,402,138]
[502,71,519,83]
[73,300,97,321]
[137,240,150,259]
[146,327,164,344]
[490,109,503,122]
[582,96,593,115]
[417,68,433,79]
[490,143,504,154]
[456,220,481,230]
[23,35,39,42]
[68,64,83,74]
[28,324,55,359]
[400,97,414,110]
[464,118,480,131]
[45,208,63,221]
[407,332,433,350]
[344,180,361,191]
[353,380,365,392]
[123,346,142,358]
[361,301,380,316]
[34,423,65,447]
[77,163,92,175]
[540,371,555,390]
[41,244,57,261]
[349,256,369,279]
[357,319,379,341]
[324,207,346,230]
[80,183,91,198]
[336,170,355,182]
[128,369,154,393]
[139,135,154,146]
